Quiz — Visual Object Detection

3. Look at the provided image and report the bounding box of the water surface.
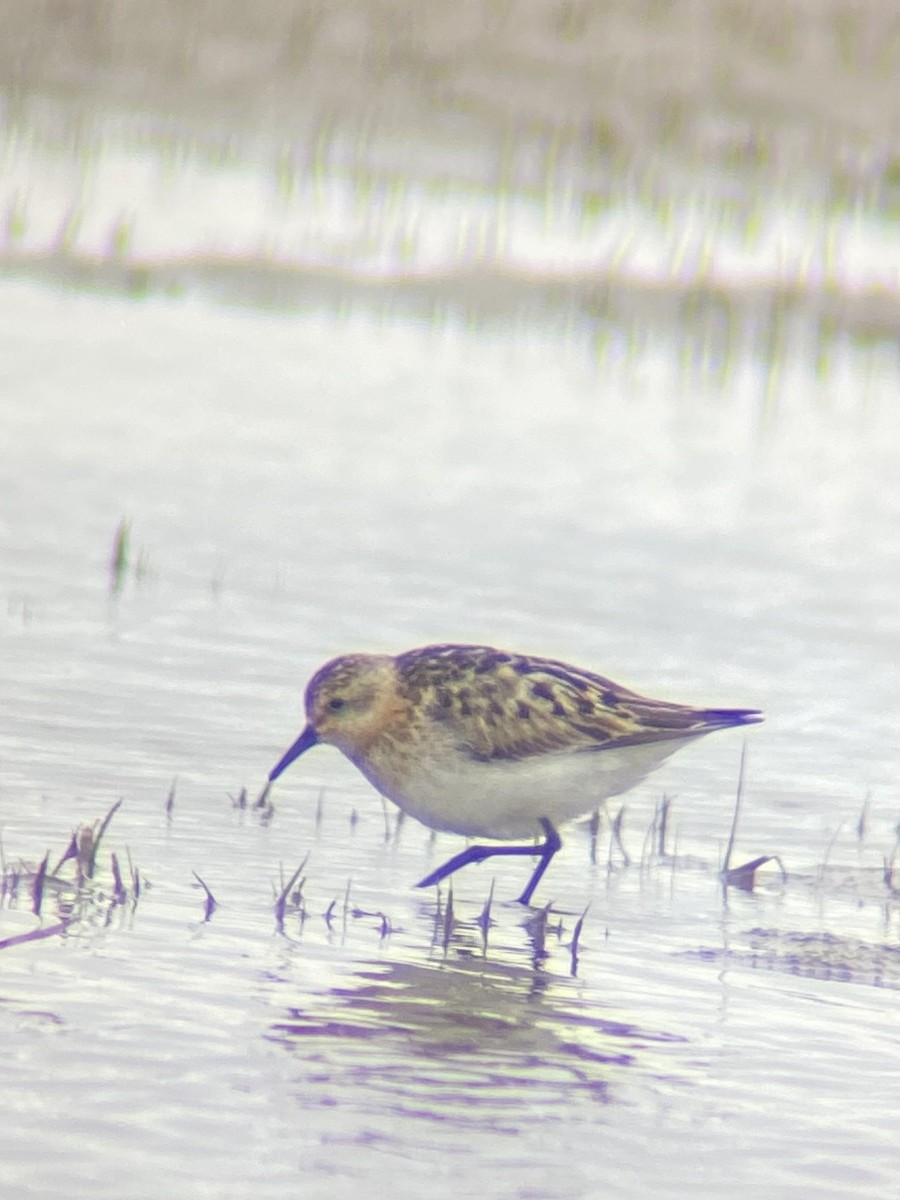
[2,4,900,1197]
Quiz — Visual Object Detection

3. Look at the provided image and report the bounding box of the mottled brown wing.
[396,644,759,763]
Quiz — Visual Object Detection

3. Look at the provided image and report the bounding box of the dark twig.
[884,828,900,893]
[441,882,455,951]
[723,854,773,891]
[50,832,79,877]
[110,853,127,905]
[393,809,406,844]
[0,920,73,951]
[31,852,49,916]
[351,908,392,939]
[109,518,130,595]
[128,848,141,902]
[588,807,601,866]
[611,805,631,867]
[476,879,495,947]
[657,794,672,858]
[380,797,391,843]
[86,799,123,879]
[569,905,589,977]
[722,743,747,877]
[524,901,552,963]
[273,853,309,928]
[192,871,217,921]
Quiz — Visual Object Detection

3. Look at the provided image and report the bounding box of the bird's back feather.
[394,644,761,764]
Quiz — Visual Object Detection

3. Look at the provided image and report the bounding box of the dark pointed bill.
[268,725,319,782]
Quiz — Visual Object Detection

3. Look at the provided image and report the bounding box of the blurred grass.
[0,1,898,384]
[1,1,898,176]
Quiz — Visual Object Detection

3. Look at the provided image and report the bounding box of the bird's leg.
[516,819,561,905]
[415,818,561,907]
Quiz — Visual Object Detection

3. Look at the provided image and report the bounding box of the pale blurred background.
[3,1,899,360]
[2,7,899,1200]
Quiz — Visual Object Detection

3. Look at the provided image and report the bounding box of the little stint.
[268,643,762,904]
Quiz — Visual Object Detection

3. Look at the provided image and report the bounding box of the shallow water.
[3,4,900,1197]
[2,279,898,1200]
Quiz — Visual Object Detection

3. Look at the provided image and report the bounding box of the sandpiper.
[268,643,762,904]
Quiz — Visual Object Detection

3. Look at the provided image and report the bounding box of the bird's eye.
[328,697,346,712]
